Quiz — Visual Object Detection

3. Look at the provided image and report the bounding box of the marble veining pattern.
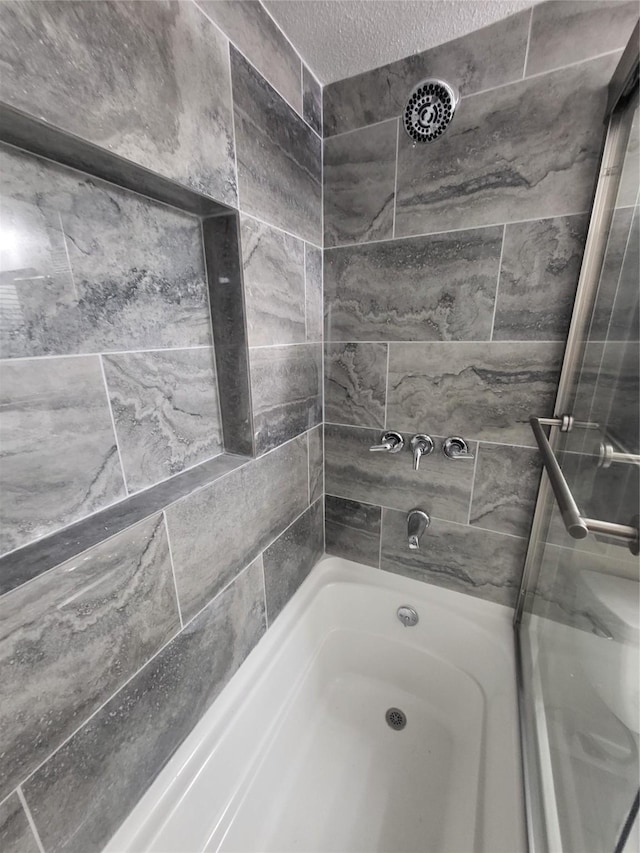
[324,342,387,428]
[308,424,324,505]
[0,356,125,554]
[324,424,475,523]
[325,494,382,568]
[166,434,308,622]
[395,56,617,238]
[240,216,306,347]
[0,793,39,853]
[324,227,502,341]
[381,509,528,607]
[263,499,323,623]
[231,48,322,245]
[494,214,589,341]
[0,144,212,359]
[22,559,266,853]
[250,344,322,455]
[322,10,530,137]
[303,66,322,136]
[386,341,563,445]
[0,0,237,204]
[323,119,397,247]
[0,514,180,799]
[305,244,323,342]
[103,348,223,494]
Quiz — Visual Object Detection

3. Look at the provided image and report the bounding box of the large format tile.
[386,341,563,445]
[240,216,305,347]
[23,559,266,853]
[231,48,322,244]
[325,342,387,428]
[470,444,542,538]
[322,10,530,136]
[196,0,302,114]
[250,344,322,455]
[0,356,125,554]
[303,66,322,135]
[263,499,323,623]
[325,495,381,568]
[493,215,589,341]
[0,0,236,204]
[103,349,223,493]
[380,509,528,606]
[324,227,502,341]
[0,793,39,853]
[526,1,639,77]
[166,435,308,621]
[305,244,323,343]
[395,56,616,238]
[0,514,179,799]
[0,145,212,359]
[308,424,324,504]
[324,424,475,523]
[323,120,397,247]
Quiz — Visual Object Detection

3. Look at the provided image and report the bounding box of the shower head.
[403,78,459,143]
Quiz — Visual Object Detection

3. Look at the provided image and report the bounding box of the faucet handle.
[369,430,404,453]
[442,436,475,460]
[410,434,434,470]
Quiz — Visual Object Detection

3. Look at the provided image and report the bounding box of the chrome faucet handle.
[369,430,404,453]
[442,436,475,460]
[410,434,434,471]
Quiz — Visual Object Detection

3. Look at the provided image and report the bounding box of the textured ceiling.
[264,0,539,84]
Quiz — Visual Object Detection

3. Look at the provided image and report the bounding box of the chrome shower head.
[403,78,459,143]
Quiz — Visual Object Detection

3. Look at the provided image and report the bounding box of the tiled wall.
[0,2,323,850]
[322,1,639,606]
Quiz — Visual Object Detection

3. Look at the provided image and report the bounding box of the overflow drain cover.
[385,707,407,730]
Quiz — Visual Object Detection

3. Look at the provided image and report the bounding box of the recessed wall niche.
[0,103,253,561]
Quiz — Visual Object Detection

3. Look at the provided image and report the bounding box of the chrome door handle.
[369,431,404,453]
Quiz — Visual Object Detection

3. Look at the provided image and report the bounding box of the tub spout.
[407,509,430,550]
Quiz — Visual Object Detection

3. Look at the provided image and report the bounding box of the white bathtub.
[106,556,525,853]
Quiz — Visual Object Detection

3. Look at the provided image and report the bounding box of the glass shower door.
[516,29,639,853]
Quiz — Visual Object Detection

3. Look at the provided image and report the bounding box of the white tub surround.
[106,556,525,853]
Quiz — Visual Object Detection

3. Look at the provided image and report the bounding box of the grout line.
[489,223,507,341]
[17,788,46,853]
[467,444,481,525]
[162,511,184,630]
[256,0,323,91]
[391,117,400,239]
[200,220,226,448]
[249,340,316,350]
[320,339,569,346]
[98,354,130,495]
[522,7,534,80]
[237,209,322,251]
[2,345,212,363]
[383,343,391,429]
[225,39,241,211]
[323,420,538,450]
[260,555,269,630]
[326,115,408,142]
[303,242,308,342]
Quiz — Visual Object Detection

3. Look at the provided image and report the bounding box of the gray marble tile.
[395,56,617,238]
[303,66,322,135]
[0,144,212,359]
[240,215,305,347]
[0,0,236,205]
[493,214,589,341]
[0,453,246,597]
[308,425,324,505]
[324,424,475,523]
[250,343,322,455]
[526,1,639,77]
[22,558,266,853]
[263,499,323,623]
[203,215,254,457]
[618,108,639,210]
[196,0,302,115]
[325,342,388,428]
[103,349,223,493]
[305,244,323,343]
[0,793,39,853]
[232,48,321,245]
[386,341,563,446]
[322,10,530,136]
[0,514,179,800]
[166,434,308,622]
[323,120,397,247]
[589,206,636,342]
[0,356,125,555]
[380,509,528,607]
[324,226,502,341]
[470,444,542,538]
[325,495,381,568]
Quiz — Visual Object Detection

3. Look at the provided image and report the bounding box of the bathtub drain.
[385,708,407,730]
